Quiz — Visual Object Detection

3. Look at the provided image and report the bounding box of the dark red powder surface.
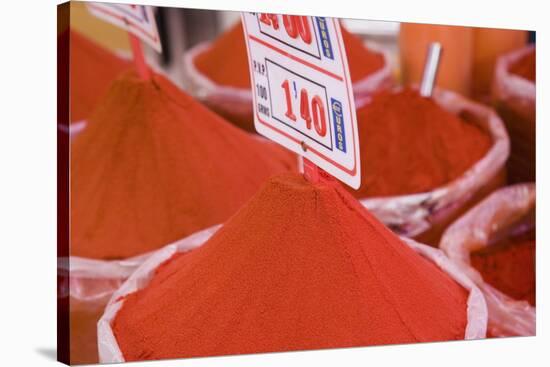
[353,88,492,198]
[509,49,536,83]
[194,22,385,89]
[112,173,468,361]
[71,71,296,260]
[471,238,536,305]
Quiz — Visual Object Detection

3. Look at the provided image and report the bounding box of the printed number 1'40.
[281,79,327,138]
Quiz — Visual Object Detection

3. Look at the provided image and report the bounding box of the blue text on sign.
[331,98,346,153]
[315,17,334,60]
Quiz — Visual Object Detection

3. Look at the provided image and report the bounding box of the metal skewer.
[419,42,442,97]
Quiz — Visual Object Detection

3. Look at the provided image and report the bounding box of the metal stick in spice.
[420,42,442,97]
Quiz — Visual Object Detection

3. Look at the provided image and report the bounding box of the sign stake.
[303,157,320,183]
[128,33,151,80]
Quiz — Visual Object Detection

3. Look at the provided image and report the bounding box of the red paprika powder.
[70,70,296,260]
[353,88,492,198]
[112,173,469,361]
[471,237,536,306]
[509,49,536,82]
[61,29,130,123]
[194,21,385,89]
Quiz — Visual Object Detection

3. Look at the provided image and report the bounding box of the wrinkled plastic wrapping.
[359,88,510,241]
[440,183,535,337]
[58,121,86,140]
[58,253,151,304]
[97,226,487,363]
[58,253,153,363]
[492,45,536,183]
[59,223,224,304]
[182,40,393,130]
[492,45,535,124]
[58,225,222,364]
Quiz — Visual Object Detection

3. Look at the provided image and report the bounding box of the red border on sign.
[244,17,358,177]
[88,4,159,44]
[249,35,343,82]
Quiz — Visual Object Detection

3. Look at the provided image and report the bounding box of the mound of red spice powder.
[59,29,130,123]
[509,49,536,83]
[194,22,385,89]
[353,88,492,198]
[70,71,296,260]
[112,173,468,361]
[471,238,535,306]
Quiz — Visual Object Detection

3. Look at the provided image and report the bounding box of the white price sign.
[87,2,162,52]
[241,13,360,189]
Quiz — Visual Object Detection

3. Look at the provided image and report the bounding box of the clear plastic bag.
[97,226,487,363]
[57,252,152,364]
[492,45,535,124]
[492,45,535,183]
[58,121,86,138]
[358,88,510,244]
[58,253,151,304]
[58,224,222,363]
[182,40,393,131]
[439,183,535,337]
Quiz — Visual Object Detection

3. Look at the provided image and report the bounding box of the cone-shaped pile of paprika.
[111,173,470,361]
[352,88,492,198]
[58,29,131,124]
[194,21,385,89]
[70,70,297,260]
